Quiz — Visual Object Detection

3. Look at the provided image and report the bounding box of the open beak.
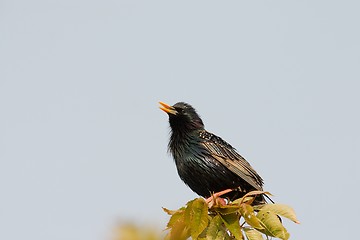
[159,101,178,115]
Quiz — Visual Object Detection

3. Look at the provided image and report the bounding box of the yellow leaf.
[259,204,300,224]
[256,210,289,240]
[221,213,242,239]
[239,204,264,230]
[206,215,224,240]
[167,210,185,229]
[162,207,177,215]
[188,198,209,239]
[243,228,264,240]
[211,204,239,215]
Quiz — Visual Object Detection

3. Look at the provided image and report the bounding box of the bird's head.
[159,101,204,132]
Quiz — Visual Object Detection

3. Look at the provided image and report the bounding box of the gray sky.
[1,1,359,239]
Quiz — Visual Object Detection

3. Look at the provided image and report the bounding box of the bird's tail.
[264,193,275,203]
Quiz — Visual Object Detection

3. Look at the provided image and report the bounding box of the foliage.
[114,224,162,240]
[163,191,299,240]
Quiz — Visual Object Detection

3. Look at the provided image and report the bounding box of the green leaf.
[213,229,230,240]
[220,213,242,239]
[243,228,264,240]
[189,198,209,239]
[206,216,231,240]
[239,204,264,230]
[232,196,256,205]
[169,221,190,240]
[167,210,185,229]
[211,204,240,215]
[162,207,177,215]
[165,208,190,240]
[256,210,289,240]
[206,215,224,240]
[259,204,300,224]
[238,191,271,204]
[184,199,194,224]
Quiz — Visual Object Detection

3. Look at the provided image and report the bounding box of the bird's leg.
[206,189,233,207]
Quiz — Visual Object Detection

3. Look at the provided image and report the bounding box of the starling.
[159,101,265,204]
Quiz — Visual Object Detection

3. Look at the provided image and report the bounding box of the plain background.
[1,0,359,239]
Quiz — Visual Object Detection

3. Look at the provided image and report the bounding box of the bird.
[159,101,266,204]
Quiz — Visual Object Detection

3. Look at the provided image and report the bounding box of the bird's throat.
[169,130,198,160]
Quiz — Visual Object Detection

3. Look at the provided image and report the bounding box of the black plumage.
[159,101,265,203]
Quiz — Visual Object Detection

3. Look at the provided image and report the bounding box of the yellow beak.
[159,101,178,115]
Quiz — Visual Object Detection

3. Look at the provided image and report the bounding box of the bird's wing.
[199,131,263,190]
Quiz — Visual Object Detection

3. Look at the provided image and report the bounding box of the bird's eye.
[176,108,185,114]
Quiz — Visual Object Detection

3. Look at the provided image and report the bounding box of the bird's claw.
[206,189,233,208]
